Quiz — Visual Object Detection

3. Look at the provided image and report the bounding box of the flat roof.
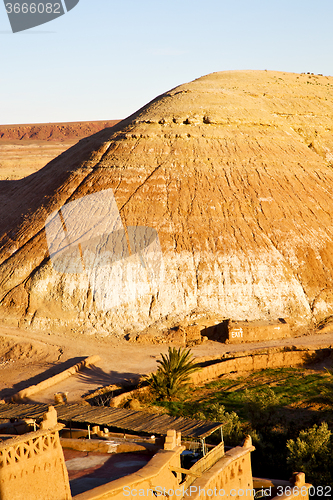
[0,403,224,440]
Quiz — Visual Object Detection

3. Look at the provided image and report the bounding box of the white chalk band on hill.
[45,188,165,311]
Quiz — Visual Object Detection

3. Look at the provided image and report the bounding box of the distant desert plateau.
[0,120,119,179]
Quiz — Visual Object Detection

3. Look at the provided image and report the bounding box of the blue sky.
[1,0,333,124]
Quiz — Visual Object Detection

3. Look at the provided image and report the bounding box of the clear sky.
[1,0,333,124]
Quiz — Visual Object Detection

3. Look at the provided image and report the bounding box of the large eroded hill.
[1,70,333,337]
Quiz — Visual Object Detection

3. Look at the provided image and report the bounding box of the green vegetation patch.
[154,367,333,422]
[140,366,333,485]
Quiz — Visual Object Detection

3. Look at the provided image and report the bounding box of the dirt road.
[0,324,332,404]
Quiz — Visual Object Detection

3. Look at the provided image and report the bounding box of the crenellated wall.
[0,423,72,500]
[270,473,311,500]
[0,417,309,500]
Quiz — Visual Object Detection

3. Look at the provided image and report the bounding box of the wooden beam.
[170,466,201,477]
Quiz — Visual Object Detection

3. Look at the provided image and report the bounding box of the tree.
[148,347,201,401]
[286,422,333,486]
[196,402,243,446]
[243,387,282,432]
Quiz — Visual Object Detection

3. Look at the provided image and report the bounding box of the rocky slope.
[1,70,333,337]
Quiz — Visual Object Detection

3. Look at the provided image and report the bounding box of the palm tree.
[148,347,201,400]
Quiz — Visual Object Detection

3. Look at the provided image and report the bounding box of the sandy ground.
[0,140,76,179]
[0,324,333,405]
[0,120,119,179]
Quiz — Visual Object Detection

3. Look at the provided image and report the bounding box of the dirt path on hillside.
[0,325,332,404]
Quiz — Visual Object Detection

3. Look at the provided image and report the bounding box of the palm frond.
[148,347,201,400]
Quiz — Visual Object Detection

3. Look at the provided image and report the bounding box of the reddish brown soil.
[0,120,120,142]
[0,120,121,180]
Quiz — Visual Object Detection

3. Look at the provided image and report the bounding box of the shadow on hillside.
[0,126,117,240]
[0,179,20,189]
[0,357,86,400]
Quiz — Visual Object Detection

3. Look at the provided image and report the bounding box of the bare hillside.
[1,71,333,338]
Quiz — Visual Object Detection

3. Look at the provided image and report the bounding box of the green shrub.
[209,403,243,445]
[286,422,333,486]
[243,387,282,432]
[320,368,333,404]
